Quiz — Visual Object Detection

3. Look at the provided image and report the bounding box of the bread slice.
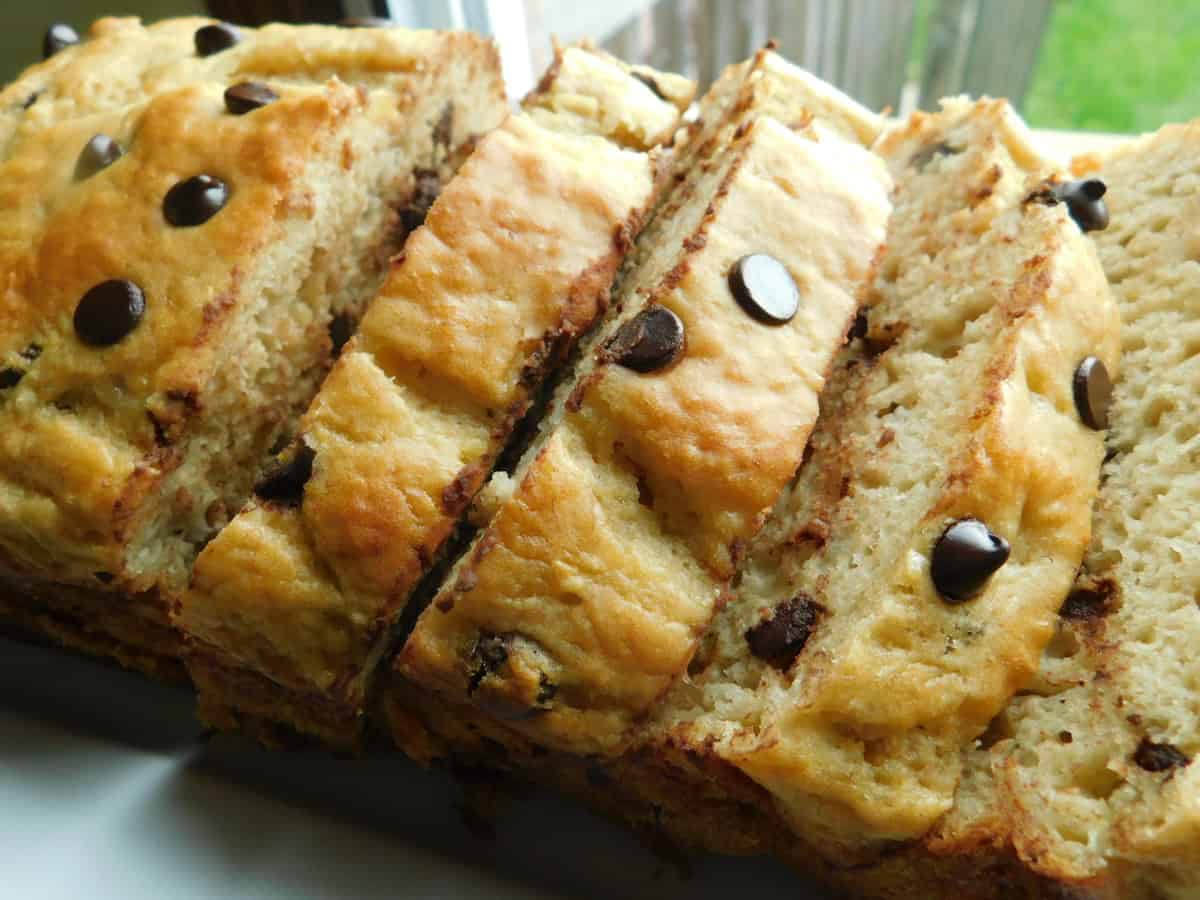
[893,121,1200,900]
[176,46,692,746]
[631,97,1120,863]
[385,95,1124,900]
[0,17,506,678]
[394,61,891,757]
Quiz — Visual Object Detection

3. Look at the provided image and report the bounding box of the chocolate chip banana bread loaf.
[629,96,1120,863]
[386,94,1123,898]
[393,55,891,755]
[0,17,506,679]
[176,46,692,745]
[879,120,1200,900]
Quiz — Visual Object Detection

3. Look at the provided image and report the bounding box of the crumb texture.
[0,17,506,611]
[933,120,1200,899]
[397,52,891,757]
[178,46,683,740]
[641,97,1119,859]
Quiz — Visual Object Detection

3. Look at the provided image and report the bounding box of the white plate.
[0,638,829,900]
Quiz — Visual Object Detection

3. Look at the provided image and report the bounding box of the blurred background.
[4,0,1199,135]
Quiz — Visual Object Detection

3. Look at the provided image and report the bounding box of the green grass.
[1024,0,1200,133]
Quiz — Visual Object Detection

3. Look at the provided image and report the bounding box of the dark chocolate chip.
[728,253,799,325]
[338,17,399,27]
[75,134,124,180]
[93,571,114,584]
[848,308,869,341]
[1052,179,1110,232]
[0,368,24,389]
[745,593,823,669]
[607,305,685,373]
[328,312,353,356]
[43,23,79,59]
[467,633,509,694]
[931,519,1010,603]
[224,82,278,115]
[1060,583,1114,620]
[194,23,240,57]
[632,70,666,100]
[74,280,146,347]
[22,92,40,110]
[1073,356,1113,430]
[433,103,454,149]
[20,343,41,361]
[398,168,441,233]
[910,141,960,171]
[163,175,230,227]
[254,441,316,506]
[1134,738,1191,773]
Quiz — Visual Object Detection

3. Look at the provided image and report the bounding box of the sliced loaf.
[176,46,690,745]
[0,17,506,678]
[639,97,1121,860]
[395,59,892,756]
[912,121,1200,900]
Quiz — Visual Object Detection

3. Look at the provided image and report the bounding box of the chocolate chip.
[910,141,960,171]
[632,70,666,100]
[607,305,684,373]
[74,280,146,347]
[329,312,353,356]
[254,441,316,506]
[745,594,823,669]
[194,23,240,57]
[22,92,40,110]
[931,519,1010,603]
[43,23,79,59]
[20,343,42,361]
[1073,356,1113,430]
[1053,179,1110,232]
[163,175,230,227]
[224,82,278,115]
[433,103,454,149]
[399,168,441,233]
[93,571,114,584]
[1134,738,1191,773]
[0,369,24,389]
[848,308,869,341]
[75,134,123,180]
[728,254,799,324]
[467,633,509,693]
[338,17,398,27]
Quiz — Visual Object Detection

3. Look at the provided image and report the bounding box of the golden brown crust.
[0,18,508,679]
[0,18,504,594]
[381,95,1128,900]
[523,44,695,150]
[397,111,892,754]
[177,55,687,744]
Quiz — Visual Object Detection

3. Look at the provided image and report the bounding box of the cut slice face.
[175,46,691,745]
[926,121,1200,898]
[396,73,892,756]
[641,98,1121,860]
[0,17,507,679]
